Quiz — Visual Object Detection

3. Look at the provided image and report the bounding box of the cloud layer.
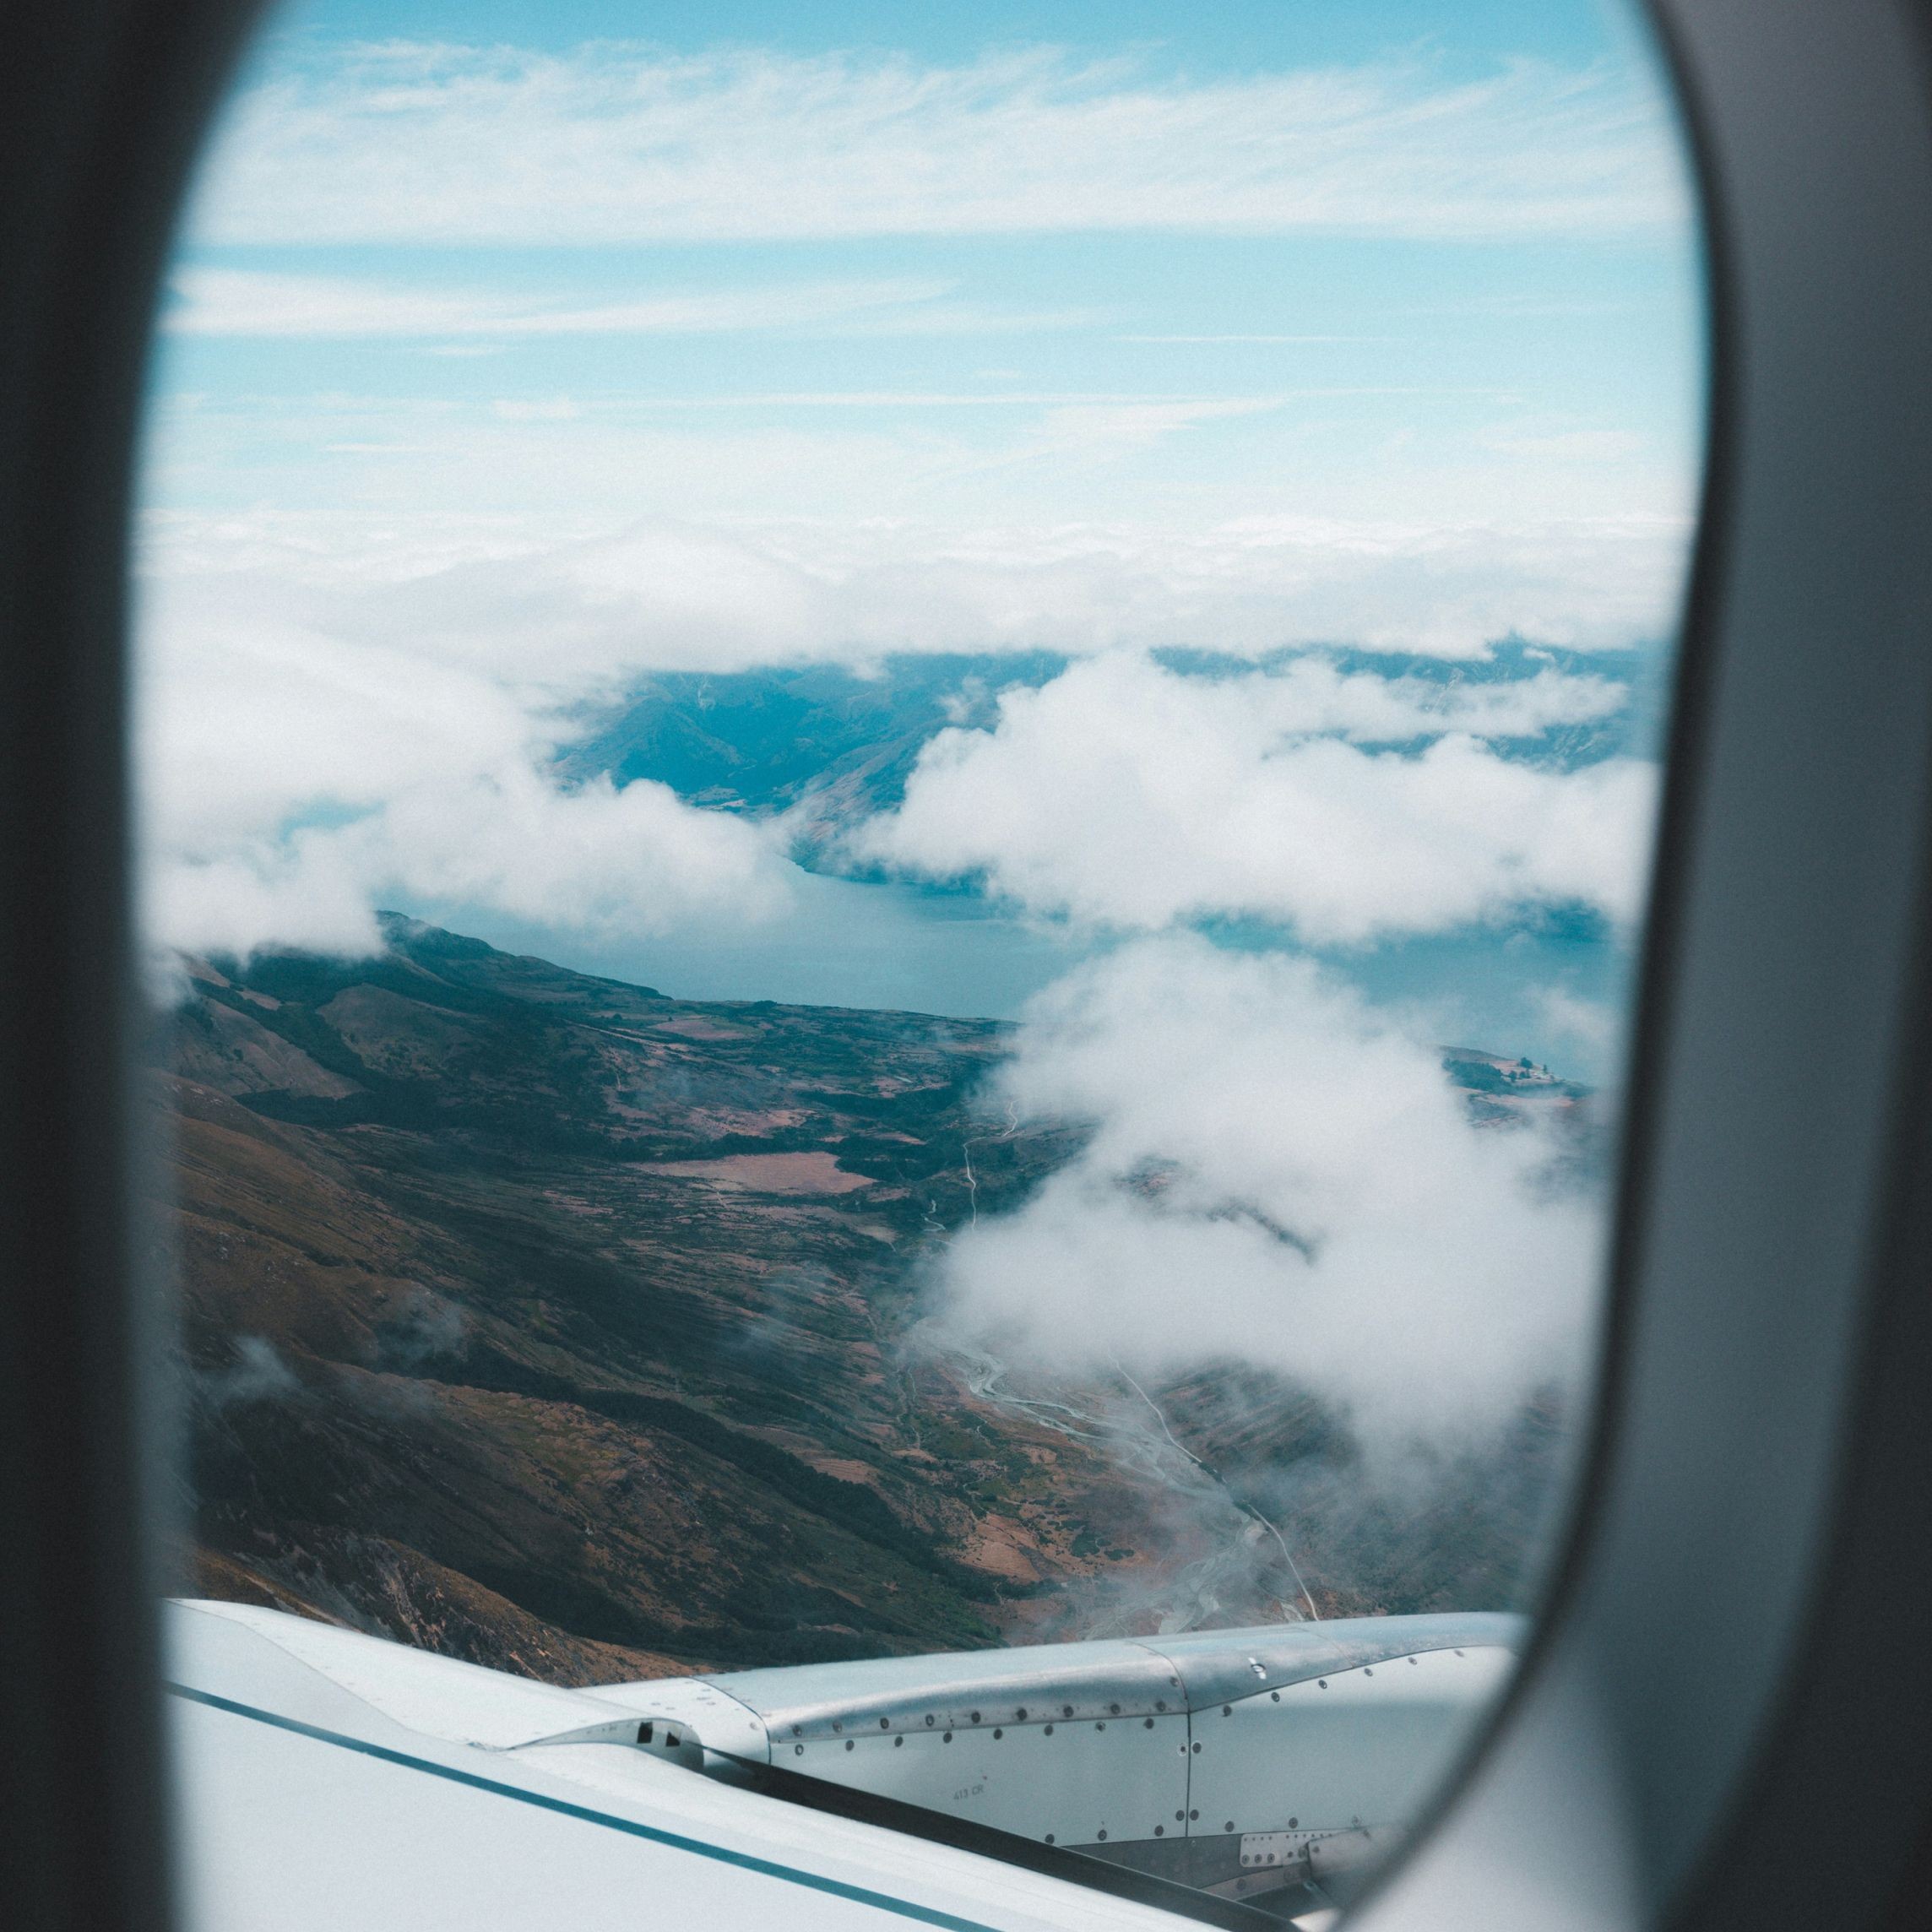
[931,938,1601,1429]
[851,651,1656,941]
[144,506,1690,676]
[190,44,1690,246]
[136,509,1663,963]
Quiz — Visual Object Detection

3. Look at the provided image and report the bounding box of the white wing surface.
[167,1598,1519,1930]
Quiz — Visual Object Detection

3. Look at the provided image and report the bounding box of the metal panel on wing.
[787,1712,1191,1844]
[1184,1643,1515,1837]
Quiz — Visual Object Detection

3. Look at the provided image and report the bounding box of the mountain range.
[159,917,1581,1685]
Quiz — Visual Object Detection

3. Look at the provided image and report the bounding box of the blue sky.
[225,0,1657,79]
[149,0,1701,542]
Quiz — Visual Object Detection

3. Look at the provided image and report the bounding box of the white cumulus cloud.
[930,937,1601,1430]
[849,652,1657,941]
[135,565,793,963]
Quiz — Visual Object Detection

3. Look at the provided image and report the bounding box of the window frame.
[6,3,1932,1929]
[1365,4,1932,1927]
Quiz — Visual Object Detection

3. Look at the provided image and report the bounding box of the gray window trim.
[1366,5,1932,1928]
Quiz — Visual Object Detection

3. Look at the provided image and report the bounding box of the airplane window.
[137,1,1704,1924]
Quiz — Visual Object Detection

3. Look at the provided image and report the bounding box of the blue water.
[410,868,1633,1086]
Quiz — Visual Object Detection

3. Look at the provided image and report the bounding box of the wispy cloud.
[164,265,960,339]
[1117,334,1382,345]
[1479,426,1647,461]
[189,43,1691,246]
[583,390,1291,410]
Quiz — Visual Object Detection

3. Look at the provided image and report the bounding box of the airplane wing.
[166,1598,1520,1930]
